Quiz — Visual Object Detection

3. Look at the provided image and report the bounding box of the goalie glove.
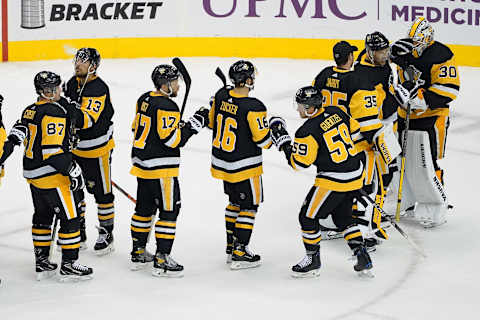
[269,116,292,151]
[187,107,210,133]
[393,82,411,109]
[8,121,28,145]
[68,161,85,192]
[390,38,414,60]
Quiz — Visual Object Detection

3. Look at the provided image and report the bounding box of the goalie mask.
[151,64,180,97]
[229,60,257,90]
[295,86,323,117]
[408,17,434,58]
[34,71,61,100]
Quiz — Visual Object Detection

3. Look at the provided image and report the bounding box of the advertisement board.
[2,0,480,65]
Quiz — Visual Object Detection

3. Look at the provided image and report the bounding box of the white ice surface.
[0,57,478,320]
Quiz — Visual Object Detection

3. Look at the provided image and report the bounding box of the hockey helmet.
[295,86,323,109]
[408,17,434,58]
[75,48,101,68]
[229,60,256,87]
[34,71,61,96]
[151,64,180,89]
[365,31,389,52]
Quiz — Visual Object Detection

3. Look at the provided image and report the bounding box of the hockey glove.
[269,116,292,151]
[390,38,414,60]
[68,161,85,192]
[409,88,428,115]
[393,82,411,109]
[8,121,28,145]
[188,107,210,133]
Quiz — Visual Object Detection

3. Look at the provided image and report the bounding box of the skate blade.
[58,273,93,283]
[94,244,115,256]
[291,269,320,279]
[356,269,374,278]
[130,261,152,271]
[151,269,184,278]
[230,260,261,270]
[36,270,56,281]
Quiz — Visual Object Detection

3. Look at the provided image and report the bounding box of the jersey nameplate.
[320,114,342,131]
[220,101,238,115]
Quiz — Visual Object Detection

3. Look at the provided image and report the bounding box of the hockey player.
[129,64,209,277]
[390,17,460,227]
[207,60,272,270]
[0,71,93,281]
[269,86,373,278]
[64,48,116,254]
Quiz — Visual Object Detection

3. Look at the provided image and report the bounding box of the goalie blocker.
[399,130,448,228]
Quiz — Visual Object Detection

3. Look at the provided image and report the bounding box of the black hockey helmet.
[229,60,256,87]
[365,31,389,51]
[75,48,101,68]
[151,64,180,89]
[34,71,61,95]
[295,86,323,108]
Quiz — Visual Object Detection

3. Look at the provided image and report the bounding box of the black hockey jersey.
[289,106,364,192]
[208,87,272,183]
[64,76,115,158]
[354,53,399,122]
[19,101,73,189]
[130,92,196,179]
[312,66,353,114]
[394,41,460,119]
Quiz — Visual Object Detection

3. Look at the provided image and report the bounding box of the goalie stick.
[172,58,191,119]
[358,189,427,258]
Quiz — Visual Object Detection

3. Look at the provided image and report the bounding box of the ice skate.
[35,256,58,281]
[59,260,93,282]
[291,251,321,278]
[152,253,184,278]
[226,244,233,264]
[353,246,374,278]
[130,247,154,271]
[230,243,261,270]
[94,226,114,256]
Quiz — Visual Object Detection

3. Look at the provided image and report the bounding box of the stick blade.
[172,57,191,87]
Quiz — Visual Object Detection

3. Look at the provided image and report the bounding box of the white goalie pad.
[404,130,448,226]
[375,123,402,165]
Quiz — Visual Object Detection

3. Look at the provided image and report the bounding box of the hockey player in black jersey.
[129,64,209,277]
[64,48,116,255]
[0,71,93,281]
[390,17,460,227]
[0,94,6,185]
[207,60,272,270]
[269,86,373,278]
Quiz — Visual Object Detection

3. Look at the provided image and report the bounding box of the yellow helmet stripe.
[409,17,424,38]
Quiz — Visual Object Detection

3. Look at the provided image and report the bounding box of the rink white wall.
[2,0,480,65]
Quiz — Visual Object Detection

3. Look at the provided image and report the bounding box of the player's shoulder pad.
[86,77,109,96]
[295,120,313,139]
[313,66,334,87]
[246,97,267,112]
[156,95,179,112]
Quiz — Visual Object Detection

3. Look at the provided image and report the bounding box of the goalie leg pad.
[405,130,448,224]
[374,123,402,166]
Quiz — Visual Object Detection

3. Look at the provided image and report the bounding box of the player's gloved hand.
[8,121,28,145]
[390,38,414,59]
[269,116,292,151]
[188,107,210,133]
[393,82,411,109]
[409,88,428,115]
[68,161,85,192]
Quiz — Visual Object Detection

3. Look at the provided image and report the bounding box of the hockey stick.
[395,103,410,222]
[172,58,191,119]
[215,67,227,87]
[359,189,427,258]
[112,180,136,204]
